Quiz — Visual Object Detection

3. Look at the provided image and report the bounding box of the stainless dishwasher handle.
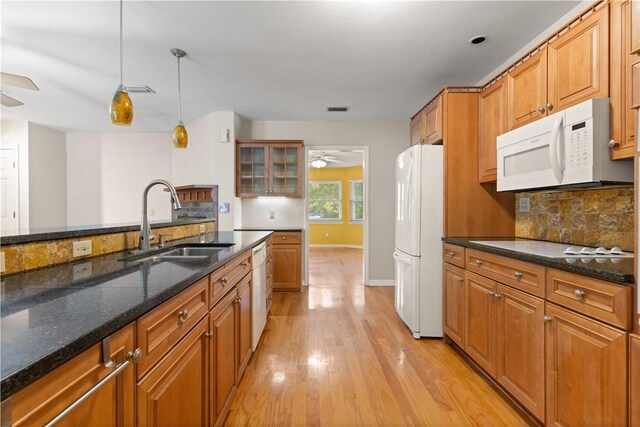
[44,349,140,427]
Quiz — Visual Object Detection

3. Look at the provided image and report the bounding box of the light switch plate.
[519,197,530,212]
[199,224,205,234]
[72,240,92,257]
[0,252,5,273]
[269,209,275,219]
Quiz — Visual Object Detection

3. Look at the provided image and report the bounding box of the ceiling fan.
[310,152,343,168]
[1,72,39,107]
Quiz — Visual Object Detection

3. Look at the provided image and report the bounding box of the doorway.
[0,147,19,233]
[304,146,369,287]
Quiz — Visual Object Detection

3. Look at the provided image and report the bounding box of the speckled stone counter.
[1,218,214,245]
[0,230,271,400]
[442,237,634,285]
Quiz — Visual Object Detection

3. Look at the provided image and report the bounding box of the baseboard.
[367,280,395,287]
[309,244,363,249]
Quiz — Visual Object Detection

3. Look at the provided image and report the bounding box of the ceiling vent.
[125,85,156,94]
[327,106,349,112]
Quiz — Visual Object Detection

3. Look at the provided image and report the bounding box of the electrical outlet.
[199,224,206,234]
[72,240,92,257]
[73,262,92,281]
[269,209,275,219]
[519,197,530,212]
[0,252,5,273]
[150,208,156,217]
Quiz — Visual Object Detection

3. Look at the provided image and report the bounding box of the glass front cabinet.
[236,140,304,197]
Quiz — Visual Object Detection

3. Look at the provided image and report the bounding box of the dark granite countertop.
[234,227,304,232]
[1,218,215,245]
[442,237,634,285]
[0,230,271,400]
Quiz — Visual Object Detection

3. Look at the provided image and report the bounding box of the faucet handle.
[158,233,171,248]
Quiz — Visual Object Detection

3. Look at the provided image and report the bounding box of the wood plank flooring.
[226,248,528,426]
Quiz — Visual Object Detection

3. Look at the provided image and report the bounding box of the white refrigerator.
[394,144,443,338]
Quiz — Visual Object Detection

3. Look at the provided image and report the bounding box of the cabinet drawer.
[466,249,545,298]
[273,231,301,245]
[546,269,631,330]
[137,277,209,379]
[210,250,251,308]
[443,243,465,267]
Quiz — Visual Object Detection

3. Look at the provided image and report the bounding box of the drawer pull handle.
[235,296,242,304]
[282,236,287,240]
[514,271,522,279]
[494,292,502,298]
[447,250,456,256]
[574,289,585,299]
[44,348,141,427]
[543,315,552,323]
[489,291,496,297]
[221,277,228,286]
[178,309,189,322]
[475,260,483,267]
[458,277,464,283]
[205,331,213,339]
[241,261,248,268]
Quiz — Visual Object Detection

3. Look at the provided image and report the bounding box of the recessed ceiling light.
[469,35,486,45]
[327,106,349,112]
[125,85,156,94]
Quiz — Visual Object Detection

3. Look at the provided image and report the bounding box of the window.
[350,180,364,222]
[308,181,342,221]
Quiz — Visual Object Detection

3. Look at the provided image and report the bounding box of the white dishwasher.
[251,242,267,351]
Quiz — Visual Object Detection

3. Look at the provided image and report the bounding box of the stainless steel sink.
[119,244,231,263]
[130,254,209,263]
[162,247,227,257]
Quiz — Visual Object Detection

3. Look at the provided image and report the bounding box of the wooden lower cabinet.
[464,271,497,376]
[495,285,545,422]
[210,289,238,426]
[9,324,136,427]
[631,334,640,426]
[273,231,301,291]
[237,274,252,380]
[137,318,209,427]
[443,262,465,347]
[545,303,627,426]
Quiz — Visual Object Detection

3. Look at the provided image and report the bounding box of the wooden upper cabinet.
[478,80,507,182]
[10,324,136,427]
[506,48,548,130]
[547,5,609,113]
[410,110,425,145]
[236,140,303,198]
[631,0,640,54]
[545,303,627,427]
[611,0,638,159]
[423,95,443,144]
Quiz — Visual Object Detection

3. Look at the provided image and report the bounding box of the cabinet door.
[496,285,545,422]
[210,291,238,426]
[410,111,424,145]
[631,334,640,427]
[611,0,637,159]
[237,143,268,197]
[137,318,208,427]
[545,303,627,427]
[547,5,609,113]
[11,325,136,427]
[631,0,640,54]
[270,144,302,197]
[478,80,507,182]
[464,271,497,376]
[423,95,443,145]
[273,244,301,291]
[237,275,252,381]
[443,262,465,347]
[507,48,548,130]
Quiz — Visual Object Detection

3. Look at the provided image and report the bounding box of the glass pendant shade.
[173,120,188,148]
[110,84,133,125]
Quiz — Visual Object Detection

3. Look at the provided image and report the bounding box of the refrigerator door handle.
[393,251,412,264]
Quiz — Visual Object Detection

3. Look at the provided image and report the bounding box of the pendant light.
[110,0,133,125]
[171,48,188,148]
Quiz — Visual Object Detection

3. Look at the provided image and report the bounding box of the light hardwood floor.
[226,248,528,426]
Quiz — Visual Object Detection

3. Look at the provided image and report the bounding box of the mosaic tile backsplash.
[515,187,634,251]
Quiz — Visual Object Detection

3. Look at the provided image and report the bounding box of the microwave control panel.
[567,120,590,168]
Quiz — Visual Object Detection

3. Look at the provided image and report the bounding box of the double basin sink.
[118,243,235,264]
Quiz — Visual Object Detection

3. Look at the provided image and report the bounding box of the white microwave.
[496,98,633,192]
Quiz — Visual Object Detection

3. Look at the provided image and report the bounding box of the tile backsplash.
[515,187,634,251]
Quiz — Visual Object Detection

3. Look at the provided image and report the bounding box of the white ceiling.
[1,1,580,133]
[309,149,363,168]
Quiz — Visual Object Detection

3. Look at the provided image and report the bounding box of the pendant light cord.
[119,0,123,85]
[177,56,182,121]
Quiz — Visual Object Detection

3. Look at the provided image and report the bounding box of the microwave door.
[549,115,565,183]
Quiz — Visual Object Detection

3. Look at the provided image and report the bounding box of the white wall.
[244,120,408,281]
[28,122,67,228]
[476,2,590,86]
[66,133,103,225]
[100,133,172,224]
[172,111,238,231]
[1,120,30,230]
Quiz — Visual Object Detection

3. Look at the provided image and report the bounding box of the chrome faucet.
[139,179,182,250]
